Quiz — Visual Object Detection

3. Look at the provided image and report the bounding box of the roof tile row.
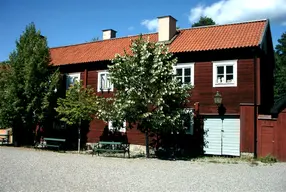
[50,20,267,66]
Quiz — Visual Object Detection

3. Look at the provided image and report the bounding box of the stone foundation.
[86,142,154,157]
[241,152,254,158]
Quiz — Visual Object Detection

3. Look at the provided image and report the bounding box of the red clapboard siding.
[190,59,255,114]
[240,105,255,153]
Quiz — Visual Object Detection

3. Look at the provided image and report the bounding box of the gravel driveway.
[0,147,286,192]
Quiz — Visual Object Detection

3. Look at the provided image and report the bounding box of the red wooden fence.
[240,105,286,161]
[257,109,286,161]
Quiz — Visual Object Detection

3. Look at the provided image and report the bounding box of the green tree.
[0,60,9,65]
[0,64,12,128]
[56,81,99,152]
[101,36,192,157]
[192,16,216,27]
[274,32,286,101]
[0,23,60,146]
[91,37,99,41]
[86,37,100,42]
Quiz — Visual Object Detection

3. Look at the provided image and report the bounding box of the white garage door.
[204,118,240,156]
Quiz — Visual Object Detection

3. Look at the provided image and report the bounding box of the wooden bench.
[93,141,130,158]
[42,138,66,151]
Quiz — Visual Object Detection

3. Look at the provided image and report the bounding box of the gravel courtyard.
[0,147,286,192]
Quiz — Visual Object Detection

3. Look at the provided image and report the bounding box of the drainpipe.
[253,50,258,158]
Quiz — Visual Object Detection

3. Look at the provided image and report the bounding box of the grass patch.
[258,155,278,164]
[130,153,146,159]
[249,159,259,166]
[190,155,264,165]
[208,160,220,163]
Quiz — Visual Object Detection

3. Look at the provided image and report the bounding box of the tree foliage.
[96,36,192,157]
[0,60,10,65]
[274,32,286,101]
[192,16,216,27]
[0,23,60,145]
[0,63,12,127]
[56,81,99,126]
[103,36,192,134]
[56,81,102,152]
[86,37,100,43]
[91,37,99,41]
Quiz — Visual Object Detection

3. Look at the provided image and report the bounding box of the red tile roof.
[50,20,267,66]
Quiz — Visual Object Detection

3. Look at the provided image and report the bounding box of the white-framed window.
[173,63,195,86]
[108,121,126,133]
[66,73,81,89]
[213,60,237,87]
[97,71,113,92]
[182,108,194,135]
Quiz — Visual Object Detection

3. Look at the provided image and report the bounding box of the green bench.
[92,141,130,158]
[42,137,66,151]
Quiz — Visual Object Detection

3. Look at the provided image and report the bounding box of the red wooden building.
[50,16,277,157]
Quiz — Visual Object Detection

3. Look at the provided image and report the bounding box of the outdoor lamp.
[214,91,222,106]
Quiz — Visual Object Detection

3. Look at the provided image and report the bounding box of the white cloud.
[141,19,158,31]
[189,0,286,25]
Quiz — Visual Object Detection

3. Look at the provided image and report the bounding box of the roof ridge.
[50,32,158,50]
[178,18,267,31]
[51,19,267,50]
[50,18,267,66]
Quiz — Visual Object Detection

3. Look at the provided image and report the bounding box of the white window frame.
[97,71,113,92]
[183,108,194,135]
[213,60,237,87]
[173,63,195,86]
[66,72,81,89]
[108,121,126,133]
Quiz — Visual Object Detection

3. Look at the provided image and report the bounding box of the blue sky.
[0,0,286,61]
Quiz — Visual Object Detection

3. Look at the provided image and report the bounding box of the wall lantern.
[214,91,222,106]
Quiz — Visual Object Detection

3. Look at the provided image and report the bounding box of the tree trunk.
[12,122,21,147]
[78,120,81,153]
[145,130,150,158]
[13,130,19,147]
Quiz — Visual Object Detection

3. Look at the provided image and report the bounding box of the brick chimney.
[157,16,177,42]
[102,29,117,40]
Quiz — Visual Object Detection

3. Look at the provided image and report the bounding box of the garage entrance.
[203,118,240,156]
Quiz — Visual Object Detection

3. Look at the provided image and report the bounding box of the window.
[182,108,194,135]
[66,73,80,89]
[53,121,66,130]
[98,71,113,92]
[108,121,126,133]
[174,63,195,86]
[213,60,237,87]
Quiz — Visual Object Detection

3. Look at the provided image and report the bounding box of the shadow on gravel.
[149,115,206,161]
